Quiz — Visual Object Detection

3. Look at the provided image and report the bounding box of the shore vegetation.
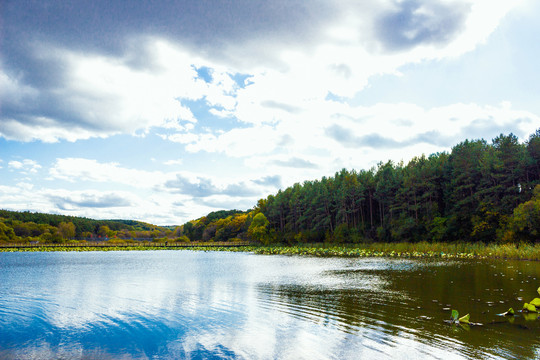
[2,242,540,261]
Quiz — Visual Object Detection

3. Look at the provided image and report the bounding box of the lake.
[0,250,539,359]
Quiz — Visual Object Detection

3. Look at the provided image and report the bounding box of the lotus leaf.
[530,298,540,307]
[451,309,459,321]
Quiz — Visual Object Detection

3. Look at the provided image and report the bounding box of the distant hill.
[0,209,173,242]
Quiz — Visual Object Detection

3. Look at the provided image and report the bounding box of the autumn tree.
[58,222,76,239]
[248,213,270,244]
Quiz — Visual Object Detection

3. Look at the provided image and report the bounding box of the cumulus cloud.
[177,101,539,186]
[261,100,303,114]
[164,174,268,198]
[326,127,402,149]
[252,175,283,188]
[48,158,172,188]
[0,182,194,224]
[163,173,286,216]
[375,0,471,52]
[49,192,132,210]
[163,159,183,166]
[8,159,42,174]
[165,175,221,198]
[1,40,212,142]
[1,0,523,143]
[271,158,319,169]
[172,126,282,156]
[41,157,284,222]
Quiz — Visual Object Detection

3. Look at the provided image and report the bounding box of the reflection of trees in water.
[256,260,540,360]
[256,282,399,352]
[387,261,540,360]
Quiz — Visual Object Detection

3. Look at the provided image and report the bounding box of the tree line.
[254,131,540,244]
[176,130,540,244]
[1,130,539,244]
[0,210,174,243]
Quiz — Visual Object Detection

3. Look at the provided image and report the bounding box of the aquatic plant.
[2,242,540,261]
[450,310,471,325]
[498,308,515,317]
[520,287,540,313]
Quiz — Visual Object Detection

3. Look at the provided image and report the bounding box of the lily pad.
[523,313,539,321]
[529,298,540,307]
[458,313,470,324]
[523,303,537,313]
[498,308,514,316]
[537,286,540,296]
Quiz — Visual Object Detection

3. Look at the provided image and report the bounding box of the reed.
[245,242,540,261]
[1,242,539,261]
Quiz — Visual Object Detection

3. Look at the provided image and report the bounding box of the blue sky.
[1,0,539,225]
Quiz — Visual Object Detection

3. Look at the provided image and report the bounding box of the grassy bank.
[1,241,539,261]
[245,242,540,261]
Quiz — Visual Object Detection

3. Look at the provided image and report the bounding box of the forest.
[182,130,540,244]
[0,210,174,243]
[1,130,539,245]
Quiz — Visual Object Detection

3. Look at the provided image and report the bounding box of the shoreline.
[1,241,539,261]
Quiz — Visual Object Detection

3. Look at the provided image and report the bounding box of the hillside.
[0,210,173,242]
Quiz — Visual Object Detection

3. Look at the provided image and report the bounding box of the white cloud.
[174,101,539,186]
[1,1,524,143]
[0,184,51,212]
[48,190,135,210]
[1,39,241,142]
[0,70,39,108]
[223,0,524,126]
[48,158,172,189]
[8,161,22,169]
[8,159,42,174]
[182,126,282,156]
[163,159,183,166]
[41,158,282,222]
[0,182,185,224]
[0,115,109,143]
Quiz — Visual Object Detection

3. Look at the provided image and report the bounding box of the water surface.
[1,250,539,359]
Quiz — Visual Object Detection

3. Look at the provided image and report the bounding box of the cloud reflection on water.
[1,251,531,359]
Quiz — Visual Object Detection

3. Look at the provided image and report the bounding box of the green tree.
[248,213,270,244]
[446,139,487,239]
[0,221,16,242]
[58,222,76,239]
[98,225,113,238]
[503,185,540,242]
[81,231,93,239]
[525,129,540,189]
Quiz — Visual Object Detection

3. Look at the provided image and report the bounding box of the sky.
[1,0,540,225]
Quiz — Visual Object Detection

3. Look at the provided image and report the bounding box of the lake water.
[1,250,539,359]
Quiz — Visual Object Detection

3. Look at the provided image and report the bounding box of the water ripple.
[1,251,538,359]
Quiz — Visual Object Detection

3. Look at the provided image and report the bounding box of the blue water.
[1,250,539,359]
